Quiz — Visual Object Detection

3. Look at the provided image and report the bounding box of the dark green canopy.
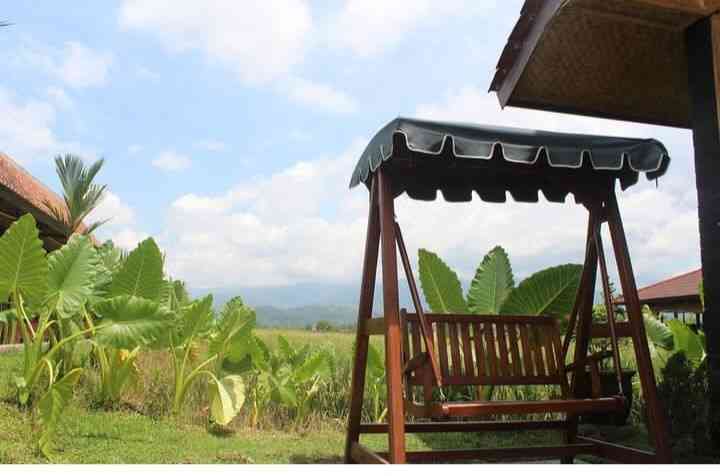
[349,118,670,203]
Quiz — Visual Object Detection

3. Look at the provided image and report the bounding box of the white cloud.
[87,191,136,227]
[328,0,498,57]
[118,1,360,115]
[194,140,226,152]
[0,87,58,162]
[0,87,94,163]
[162,141,367,287]
[160,86,699,290]
[55,42,113,88]
[88,191,149,251]
[152,150,192,172]
[284,78,358,114]
[46,86,74,109]
[110,228,150,250]
[20,41,112,88]
[119,0,312,84]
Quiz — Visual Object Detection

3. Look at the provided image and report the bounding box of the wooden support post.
[344,178,381,463]
[606,192,672,463]
[563,207,599,464]
[687,15,720,450]
[377,169,406,464]
[594,219,625,395]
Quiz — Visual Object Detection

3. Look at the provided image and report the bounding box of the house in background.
[616,269,704,328]
[0,152,71,251]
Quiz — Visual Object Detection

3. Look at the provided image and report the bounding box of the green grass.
[255,328,383,356]
[0,345,561,464]
[1,329,705,464]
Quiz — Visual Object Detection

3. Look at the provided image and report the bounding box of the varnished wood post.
[377,169,407,464]
[344,178,381,463]
[686,16,720,450]
[563,206,599,464]
[606,192,672,463]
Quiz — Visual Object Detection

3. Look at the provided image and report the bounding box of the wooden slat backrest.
[402,312,565,387]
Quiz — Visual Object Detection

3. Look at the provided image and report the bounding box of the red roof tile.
[615,269,702,304]
[0,152,67,223]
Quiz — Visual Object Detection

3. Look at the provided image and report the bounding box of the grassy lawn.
[0,330,700,464]
[0,347,561,464]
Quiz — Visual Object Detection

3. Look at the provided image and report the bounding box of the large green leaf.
[92,295,175,349]
[47,235,98,318]
[109,238,164,301]
[294,352,329,382]
[209,374,246,425]
[175,295,213,344]
[269,376,297,407]
[366,343,384,378]
[499,264,582,318]
[418,249,468,314]
[38,368,83,458]
[642,310,674,351]
[668,320,706,364]
[467,246,514,315]
[211,304,256,362]
[0,214,48,307]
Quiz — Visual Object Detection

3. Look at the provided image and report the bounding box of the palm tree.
[45,154,109,237]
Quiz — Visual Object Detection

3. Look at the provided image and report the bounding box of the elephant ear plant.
[166,294,254,425]
[418,246,582,320]
[89,238,173,408]
[89,239,252,426]
[418,246,582,400]
[0,215,101,456]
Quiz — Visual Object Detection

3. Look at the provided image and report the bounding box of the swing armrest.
[564,350,613,373]
[565,351,613,398]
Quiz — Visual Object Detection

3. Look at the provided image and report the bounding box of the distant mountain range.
[191,279,609,329]
[191,281,417,329]
[253,305,357,328]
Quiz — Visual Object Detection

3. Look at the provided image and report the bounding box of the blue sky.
[0,1,701,296]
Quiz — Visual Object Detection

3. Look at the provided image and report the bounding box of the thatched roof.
[490,0,720,128]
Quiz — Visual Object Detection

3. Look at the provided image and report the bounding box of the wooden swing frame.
[344,166,672,464]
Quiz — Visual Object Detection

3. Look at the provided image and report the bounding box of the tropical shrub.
[240,335,331,426]
[654,353,712,457]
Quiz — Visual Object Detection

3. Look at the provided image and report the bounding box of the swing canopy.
[349,117,670,203]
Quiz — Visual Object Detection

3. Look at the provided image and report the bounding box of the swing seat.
[401,310,624,420]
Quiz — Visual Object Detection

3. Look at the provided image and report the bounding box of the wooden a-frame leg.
[606,193,672,463]
[345,179,381,463]
[562,206,600,464]
[377,169,407,464]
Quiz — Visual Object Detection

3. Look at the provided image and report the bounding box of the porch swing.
[344,118,673,464]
